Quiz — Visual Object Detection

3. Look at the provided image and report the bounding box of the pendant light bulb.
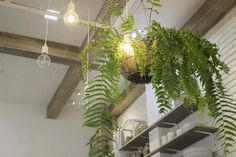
[120,34,134,55]
[37,43,51,68]
[64,1,79,27]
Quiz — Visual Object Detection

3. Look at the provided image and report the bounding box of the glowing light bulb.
[120,34,134,55]
[67,15,76,23]
[37,43,51,68]
[121,43,133,54]
[63,1,79,27]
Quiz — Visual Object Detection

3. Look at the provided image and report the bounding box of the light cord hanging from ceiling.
[120,0,135,55]
[86,7,90,85]
[37,0,51,68]
[44,13,49,45]
[83,0,90,93]
[140,0,149,26]
[125,0,128,18]
[79,0,91,112]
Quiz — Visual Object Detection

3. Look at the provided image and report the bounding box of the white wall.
[0,101,95,157]
[114,92,147,157]
[117,92,147,126]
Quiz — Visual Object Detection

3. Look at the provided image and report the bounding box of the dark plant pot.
[121,55,152,84]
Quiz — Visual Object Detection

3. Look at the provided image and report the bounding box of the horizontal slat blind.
[208,11,236,98]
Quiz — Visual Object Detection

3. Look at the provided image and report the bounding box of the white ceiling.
[0,53,68,106]
[0,0,105,46]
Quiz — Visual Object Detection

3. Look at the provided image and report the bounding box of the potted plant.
[81,1,236,156]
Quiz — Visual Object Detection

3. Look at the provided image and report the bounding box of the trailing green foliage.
[144,0,161,15]
[81,0,236,155]
[81,25,122,157]
[119,15,135,34]
[146,21,236,153]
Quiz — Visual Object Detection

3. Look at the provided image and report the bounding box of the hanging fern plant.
[81,0,236,156]
[146,21,236,153]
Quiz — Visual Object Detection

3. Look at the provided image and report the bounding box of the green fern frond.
[80,25,122,156]
[147,21,236,153]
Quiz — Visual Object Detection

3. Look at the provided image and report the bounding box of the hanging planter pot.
[120,34,151,84]
[121,54,151,84]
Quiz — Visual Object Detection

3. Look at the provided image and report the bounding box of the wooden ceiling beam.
[0,32,80,65]
[47,64,82,119]
[111,0,236,117]
[0,32,83,119]
[182,0,236,36]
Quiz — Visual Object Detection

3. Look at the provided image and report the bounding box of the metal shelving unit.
[119,104,198,151]
[145,124,217,156]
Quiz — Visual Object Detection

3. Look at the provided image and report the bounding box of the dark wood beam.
[47,64,82,119]
[182,0,236,36]
[0,32,80,65]
[0,32,83,119]
[111,0,236,117]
